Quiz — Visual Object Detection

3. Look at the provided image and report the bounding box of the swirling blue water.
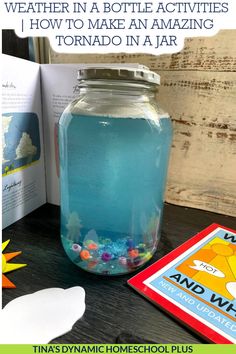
[59,114,172,274]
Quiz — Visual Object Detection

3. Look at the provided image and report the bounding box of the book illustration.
[2,112,41,176]
[176,237,236,300]
[2,115,13,163]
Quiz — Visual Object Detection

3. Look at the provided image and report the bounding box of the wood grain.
[48,30,236,217]
[158,71,236,216]
[50,30,236,72]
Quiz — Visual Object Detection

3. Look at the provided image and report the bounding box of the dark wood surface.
[2,203,236,344]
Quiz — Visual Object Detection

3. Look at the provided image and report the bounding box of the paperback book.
[128,224,236,344]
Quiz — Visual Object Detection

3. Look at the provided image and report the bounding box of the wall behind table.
[49,30,236,217]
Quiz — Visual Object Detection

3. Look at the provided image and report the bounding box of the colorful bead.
[64,228,155,274]
[139,252,146,259]
[80,249,91,260]
[101,252,112,262]
[144,252,152,261]
[87,242,98,250]
[71,243,82,254]
[88,260,98,269]
[126,239,135,249]
[83,239,93,247]
[138,243,146,253]
[128,249,139,258]
[118,256,127,266]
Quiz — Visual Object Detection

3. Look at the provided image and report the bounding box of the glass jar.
[59,65,172,275]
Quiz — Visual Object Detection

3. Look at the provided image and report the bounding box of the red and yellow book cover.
[128,224,236,344]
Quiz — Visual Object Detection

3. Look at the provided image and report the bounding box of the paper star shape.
[2,240,27,288]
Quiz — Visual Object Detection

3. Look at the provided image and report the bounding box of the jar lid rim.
[77,64,160,85]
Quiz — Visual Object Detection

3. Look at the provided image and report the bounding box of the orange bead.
[87,243,98,250]
[128,249,139,258]
[88,260,98,269]
[80,250,90,260]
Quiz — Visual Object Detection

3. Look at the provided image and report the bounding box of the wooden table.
[2,203,236,344]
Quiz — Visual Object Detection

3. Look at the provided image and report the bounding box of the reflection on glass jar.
[59,65,172,275]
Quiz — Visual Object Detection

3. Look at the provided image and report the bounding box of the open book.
[2,54,81,228]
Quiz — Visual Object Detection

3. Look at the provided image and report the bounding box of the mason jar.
[59,65,172,275]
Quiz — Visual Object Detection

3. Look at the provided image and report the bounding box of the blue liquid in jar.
[59,114,172,275]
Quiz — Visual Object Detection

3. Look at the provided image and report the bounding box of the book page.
[41,64,80,205]
[2,54,46,228]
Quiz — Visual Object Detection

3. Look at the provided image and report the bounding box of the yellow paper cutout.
[2,240,27,288]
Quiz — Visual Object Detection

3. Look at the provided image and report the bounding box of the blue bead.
[126,239,134,248]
